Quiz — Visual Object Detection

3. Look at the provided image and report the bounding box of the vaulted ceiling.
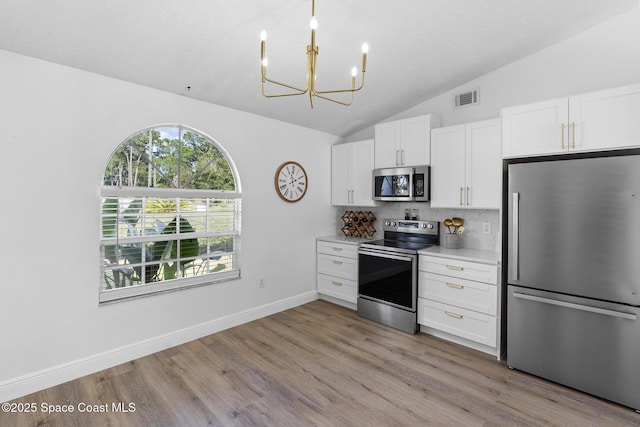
[0,0,637,137]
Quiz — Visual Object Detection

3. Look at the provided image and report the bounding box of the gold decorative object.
[443,217,464,249]
[341,211,376,238]
[443,217,464,234]
[260,0,368,108]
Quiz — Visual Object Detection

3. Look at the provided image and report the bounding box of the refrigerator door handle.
[512,192,520,280]
[513,292,637,321]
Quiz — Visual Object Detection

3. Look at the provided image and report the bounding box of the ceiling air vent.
[453,89,479,109]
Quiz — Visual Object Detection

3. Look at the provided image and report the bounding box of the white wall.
[345,8,640,141]
[0,49,338,401]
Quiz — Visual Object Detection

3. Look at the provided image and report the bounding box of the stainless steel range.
[358,219,440,334]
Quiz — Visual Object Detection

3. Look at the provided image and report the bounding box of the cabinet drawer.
[419,272,497,315]
[418,298,497,347]
[419,255,497,284]
[317,274,357,304]
[317,253,357,281]
[317,241,358,259]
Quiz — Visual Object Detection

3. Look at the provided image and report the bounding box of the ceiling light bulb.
[351,67,357,77]
[262,58,268,67]
[260,30,267,41]
[310,17,318,30]
[362,43,369,53]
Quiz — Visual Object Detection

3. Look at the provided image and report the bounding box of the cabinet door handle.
[396,150,400,166]
[571,121,576,149]
[401,149,405,165]
[446,282,464,289]
[561,123,565,149]
[466,187,470,206]
[459,187,464,206]
[445,311,464,319]
[332,247,343,252]
[332,281,343,287]
[446,264,464,271]
[332,260,343,265]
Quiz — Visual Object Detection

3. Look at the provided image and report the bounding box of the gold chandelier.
[260,0,368,108]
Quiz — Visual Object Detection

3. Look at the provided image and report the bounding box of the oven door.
[358,247,417,312]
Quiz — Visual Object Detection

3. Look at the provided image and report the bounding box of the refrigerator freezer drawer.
[507,285,640,410]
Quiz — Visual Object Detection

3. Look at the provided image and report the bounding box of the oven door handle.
[358,248,415,262]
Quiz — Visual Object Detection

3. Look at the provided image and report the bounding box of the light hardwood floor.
[3,300,639,426]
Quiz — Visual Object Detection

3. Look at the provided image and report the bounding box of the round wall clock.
[274,161,308,202]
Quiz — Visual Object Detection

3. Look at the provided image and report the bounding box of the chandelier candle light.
[260,0,368,108]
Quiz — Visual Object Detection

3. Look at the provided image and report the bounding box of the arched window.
[99,125,241,302]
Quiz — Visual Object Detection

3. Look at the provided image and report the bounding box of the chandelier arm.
[262,91,308,98]
[313,50,366,95]
[315,72,366,95]
[313,91,355,106]
[262,75,309,97]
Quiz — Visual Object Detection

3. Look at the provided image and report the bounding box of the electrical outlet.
[259,278,265,288]
[482,221,492,234]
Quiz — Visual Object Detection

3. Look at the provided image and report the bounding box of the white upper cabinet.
[502,98,566,157]
[331,139,376,206]
[374,114,441,168]
[466,120,502,208]
[431,119,501,209]
[373,121,401,168]
[502,83,640,157]
[430,125,466,208]
[570,85,640,152]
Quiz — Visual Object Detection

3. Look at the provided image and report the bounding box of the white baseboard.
[0,291,319,403]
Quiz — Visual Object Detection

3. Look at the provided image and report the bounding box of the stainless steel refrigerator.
[506,150,640,410]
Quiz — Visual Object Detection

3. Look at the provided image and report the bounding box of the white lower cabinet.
[419,272,497,315]
[316,240,358,305]
[418,299,497,347]
[418,254,499,353]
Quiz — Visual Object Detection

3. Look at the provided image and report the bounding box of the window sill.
[99,270,240,304]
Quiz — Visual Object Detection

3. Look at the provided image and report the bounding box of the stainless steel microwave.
[373,166,430,201]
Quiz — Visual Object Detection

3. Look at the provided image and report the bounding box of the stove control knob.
[384,220,391,226]
[426,223,434,229]
[390,221,396,226]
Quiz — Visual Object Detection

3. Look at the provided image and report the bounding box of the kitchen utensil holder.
[445,233,463,249]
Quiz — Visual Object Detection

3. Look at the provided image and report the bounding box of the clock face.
[275,161,308,202]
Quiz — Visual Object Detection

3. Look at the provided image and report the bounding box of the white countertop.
[316,235,373,246]
[317,235,500,264]
[418,246,500,265]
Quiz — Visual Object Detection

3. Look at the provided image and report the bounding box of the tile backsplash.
[336,202,500,253]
